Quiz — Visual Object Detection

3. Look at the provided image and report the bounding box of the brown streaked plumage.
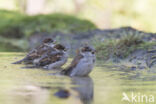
[33,43,68,69]
[53,44,66,51]
[62,50,84,75]
[36,51,64,66]
[62,45,96,76]
[43,38,54,43]
[12,38,55,64]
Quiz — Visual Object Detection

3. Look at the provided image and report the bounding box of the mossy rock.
[94,35,156,61]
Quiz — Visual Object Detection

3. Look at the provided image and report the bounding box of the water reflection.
[71,76,94,104]
[9,76,94,104]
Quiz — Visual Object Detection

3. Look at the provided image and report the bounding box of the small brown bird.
[62,45,96,77]
[33,44,68,69]
[12,38,55,64]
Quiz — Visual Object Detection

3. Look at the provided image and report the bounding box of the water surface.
[0,53,156,104]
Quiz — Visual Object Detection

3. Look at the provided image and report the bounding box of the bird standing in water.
[12,38,55,64]
[62,45,96,77]
[33,44,68,70]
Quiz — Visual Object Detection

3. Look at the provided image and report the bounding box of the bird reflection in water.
[54,76,94,104]
[71,76,94,104]
[8,77,94,104]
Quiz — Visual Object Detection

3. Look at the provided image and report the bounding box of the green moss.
[94,35,155,61]
[0,10,96,38]
[0,43,21,52]
[94,40,115,60]
[137,42,156,50]
[0,36,28,51]
[0,10,25,38]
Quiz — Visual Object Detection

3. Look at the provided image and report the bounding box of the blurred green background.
[1,0,156,32]
[0,0,156,52]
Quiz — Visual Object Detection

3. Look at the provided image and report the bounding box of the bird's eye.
[91,51,95,54]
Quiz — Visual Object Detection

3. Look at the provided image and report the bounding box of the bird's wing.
[38,51,63,66]
[63,53,83,75]
[51,53,64,61]
[27,44,44,56]
[13,44,48,64]
[28,44,52,59]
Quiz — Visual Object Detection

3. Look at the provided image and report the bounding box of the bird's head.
[53,44,67,52]
[43,38,56,47]
[80,45,96,56]
[43,38,54,43]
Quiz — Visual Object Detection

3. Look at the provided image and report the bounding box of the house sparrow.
[33,44,68,70]
[62,45,96,77]
[12,38,55,64]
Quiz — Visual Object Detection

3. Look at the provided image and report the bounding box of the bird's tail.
[60,67,72,75]
[12,57,27,64]
[21,65,40,69]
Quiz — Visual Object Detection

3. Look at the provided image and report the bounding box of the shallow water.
[0,53,156,104]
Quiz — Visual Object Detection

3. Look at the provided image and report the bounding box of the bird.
[12,38,55,64]
[62,45,96,77]
[33,43,68,70]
